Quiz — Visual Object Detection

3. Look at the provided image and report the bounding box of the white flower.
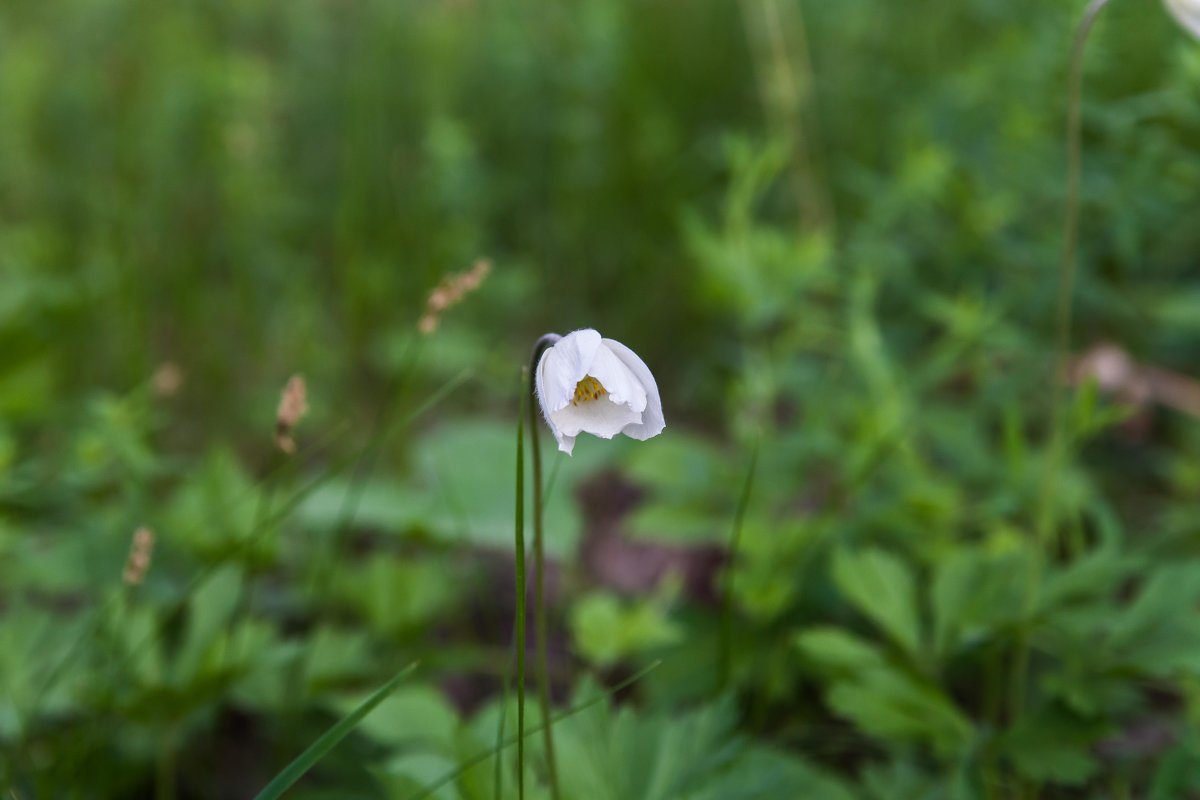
[1166,0,1200,39]
[535,329,665,455]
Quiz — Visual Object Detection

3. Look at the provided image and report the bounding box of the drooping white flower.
[534,329,665,455]
[1166,0,1200,39]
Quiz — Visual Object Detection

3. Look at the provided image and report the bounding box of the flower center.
[571,375,608,406]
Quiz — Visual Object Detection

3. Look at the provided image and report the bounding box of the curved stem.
[527,333,562,800]
[1014,0,1111,763]
[1040,0,1111,541]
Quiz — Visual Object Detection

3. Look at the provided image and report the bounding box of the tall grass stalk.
[738,0,835,235]
[717,441,760,695]
[493,634,516,800]
[526,334,562,800]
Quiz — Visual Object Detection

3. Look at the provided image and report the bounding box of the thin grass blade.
[252,662,418,800]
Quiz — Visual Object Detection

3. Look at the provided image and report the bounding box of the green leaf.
[825,664,973,756]
[351,685,459,752]
[793,626,887,676]
[1038,544,1138,612]
[1106,562,1200,677]
[570,592,682,668]
[303,626,374,690]
[405,419,609,557]
[1002,708,1102,786]
[831,547,922,658]
[172,564,243,685]
[931,546,1028,657]
[1151,730,1200,799]
[687,746,857,800]
[252,662,418,800]
[331,554,461,635]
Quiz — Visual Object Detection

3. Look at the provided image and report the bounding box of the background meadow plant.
[3,0,1200,797]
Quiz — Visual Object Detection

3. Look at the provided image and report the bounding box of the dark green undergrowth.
[3,0,1200,797]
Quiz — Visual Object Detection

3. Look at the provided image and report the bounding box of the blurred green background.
[4,0,1200,797]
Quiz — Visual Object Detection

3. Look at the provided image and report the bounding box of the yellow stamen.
[571,375,608,406]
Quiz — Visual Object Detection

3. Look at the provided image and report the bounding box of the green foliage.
[3,0,1200,797]
[569,590,683,668]
[830,547,922,659]
[254,662,418,800]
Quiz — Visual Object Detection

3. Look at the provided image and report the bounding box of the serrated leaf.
[1106,562,1200,677]
[1002,709,1102,786]
[931,547,1027,657]
[794,626,887,676]
[825,665,973,757]
[832,547,922,658]
[570,592,682,668]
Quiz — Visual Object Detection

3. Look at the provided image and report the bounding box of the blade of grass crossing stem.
[406,660,662,800]
[493,635,517,800]
[718,441,760,694]
[513,370,528,800]
[253,663,418,800]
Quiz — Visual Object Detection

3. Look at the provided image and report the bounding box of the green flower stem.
[513,372,528,800]
[1012,0,1112,764]
[528,333,562,800]
[1039,0,1112,543]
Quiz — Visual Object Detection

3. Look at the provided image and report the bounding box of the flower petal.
[534,343,564,451]
[536,329,602,415]
[586,342,647,413]
[549,395,643,440]
[601,337,665,441]
[554,432,578,455]
[1167,0,1200,39]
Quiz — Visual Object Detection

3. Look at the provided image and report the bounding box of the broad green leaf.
[1106,562,1200,677]
[1001,709,1103,786]
[825,666,974,762]
[376,419,611,557]
[570,592,682,668]
[794,626,887,676]
[352,685,460,752]
[687,747,857,800]
[303,626,374,690]
[931,546,1027,657]
[832,547,922,658]
[332,554,461,635]
[297,477,431,535]
[171,564,243,685]
[164,447,262,558]
[1150,730,1200,799]
[1038,544,1138,612]
[826,666,973,756]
